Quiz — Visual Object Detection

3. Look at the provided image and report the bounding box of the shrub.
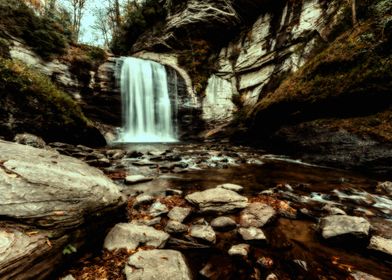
[0,0,71,59]
[0,58,92,140]
[111,0,166,54]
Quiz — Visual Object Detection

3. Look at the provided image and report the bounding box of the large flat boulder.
[185,187,248,213]
[0,140,125,279]
[104,224,169,251]
[318,215,370,240]
[240,202,277,228]
[124,249,191,280]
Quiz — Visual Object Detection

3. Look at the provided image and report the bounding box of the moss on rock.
[0,58,106,146]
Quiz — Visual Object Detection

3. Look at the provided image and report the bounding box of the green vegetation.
[251,16,392,141]
[0,0,72,59]
[178,39,216,95]
[66,44,108,90]
[0,58,92,139]
[111,0,166,54]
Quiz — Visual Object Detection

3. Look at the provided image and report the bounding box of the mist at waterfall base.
[116,57,178,143]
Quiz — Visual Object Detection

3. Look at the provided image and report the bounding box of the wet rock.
[211,216,236,231]
[376,181,392,196]
[13,133,46,148]
[126,151,143,158]
[185,187,248,214]
[266,273,278,280]
[103,224,169,251]
[318,215,370,240]
[133,194,155,208]
[189,224,216,243]
[240,202,276,228]
[125,175,153,184]
[165,188,183,196]
[293,259,308,271]
[217,183,244,192]
[124,249,191,280]
[167,207,191,223]
[367,236,392,257]
[149,201,169,217]
[350,271,382,280]
[199,262,219,279]
[239,227,267,242]
[228,244,250,257]
[165,221,188,234]
[86,158,111,167]
[257,257,274,269]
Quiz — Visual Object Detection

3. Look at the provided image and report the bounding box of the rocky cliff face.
[126,0,392,174]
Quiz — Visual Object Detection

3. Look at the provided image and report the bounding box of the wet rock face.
[0,140,124,279]
[124,249,191,280]
[270,124,392,175]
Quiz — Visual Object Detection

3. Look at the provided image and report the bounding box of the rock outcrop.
[0,140,125,279]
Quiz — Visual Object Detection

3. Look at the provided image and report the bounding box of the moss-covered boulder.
[0,59,106,146]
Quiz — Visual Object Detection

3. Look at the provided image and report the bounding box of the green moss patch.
[0,0,71,59]
[0,58,105,145]
[252,21,392,131]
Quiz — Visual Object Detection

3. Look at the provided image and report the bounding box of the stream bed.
[55,142,392,280]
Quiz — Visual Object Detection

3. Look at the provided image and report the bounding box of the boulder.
[185,187,248,213]
[189,224,216,243]
[318,215,370,240]
[165,221,188,234]
[239,227,267,242]
[167,207,191,222]
[13,133,46,148]
[376,181,392,196]
[0,140,124,279]
[125,175,153,184]
[133,194,155,208]
[211,216,237,231]
[240,202,277,228]
[124,249,191,280]
[149,201,169,217]
[228,244,250,257]
[103,224,169,251]
[367,236,392,257]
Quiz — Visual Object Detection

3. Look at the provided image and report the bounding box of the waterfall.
[116,57,178,143]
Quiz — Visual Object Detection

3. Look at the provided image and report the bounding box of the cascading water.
[116,57,178,143]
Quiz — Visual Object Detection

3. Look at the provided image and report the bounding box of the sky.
[59,0,144,46]
[58,0,111,46]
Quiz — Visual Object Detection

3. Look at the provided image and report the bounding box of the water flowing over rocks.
[124,249,191,280]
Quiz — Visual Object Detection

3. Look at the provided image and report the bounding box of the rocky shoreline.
[0,134,391,279]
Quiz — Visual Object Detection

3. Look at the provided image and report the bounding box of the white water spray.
[116,57,177,143]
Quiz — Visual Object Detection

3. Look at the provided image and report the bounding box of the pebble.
[239,227,267,242]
